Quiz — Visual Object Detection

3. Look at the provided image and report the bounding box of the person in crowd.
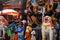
[0,26,5,40]
[8,21,16,34]
[49,7,60,40]
[0,16,8,40]
[5,32,10,40]
[14,31,18,40]
[25,24,32,40]
[8,21,16,40]
[27,10,42,40]
[31,14,40,28]
[30,12,42,40]
[51,13,57,40]
[42,16,54,40]
[34,26,42,40]
[16,22,24,40]
[45,5,55,16]
[4,25,8,40]
[36,12,42,23]
[22,20,27,37]
[6,28,11,40]
[31,29,36,40]
[55,21,60,40]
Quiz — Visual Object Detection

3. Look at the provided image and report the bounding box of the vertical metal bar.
[42,7,45,24]
[21,0,27,37]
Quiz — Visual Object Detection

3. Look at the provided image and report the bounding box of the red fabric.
[14,33,18,40]
[50,20,54,30]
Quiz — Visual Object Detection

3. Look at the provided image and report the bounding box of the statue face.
[44,16,51,23]
[45,18,48,23]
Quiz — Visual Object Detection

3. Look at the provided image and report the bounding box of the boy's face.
[18,24,22,27]
[18,24,21,27]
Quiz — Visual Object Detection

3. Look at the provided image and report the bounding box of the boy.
[16,22,24,40]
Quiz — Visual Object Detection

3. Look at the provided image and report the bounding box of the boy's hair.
[19,22,23,25]
[15,32,17,34]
